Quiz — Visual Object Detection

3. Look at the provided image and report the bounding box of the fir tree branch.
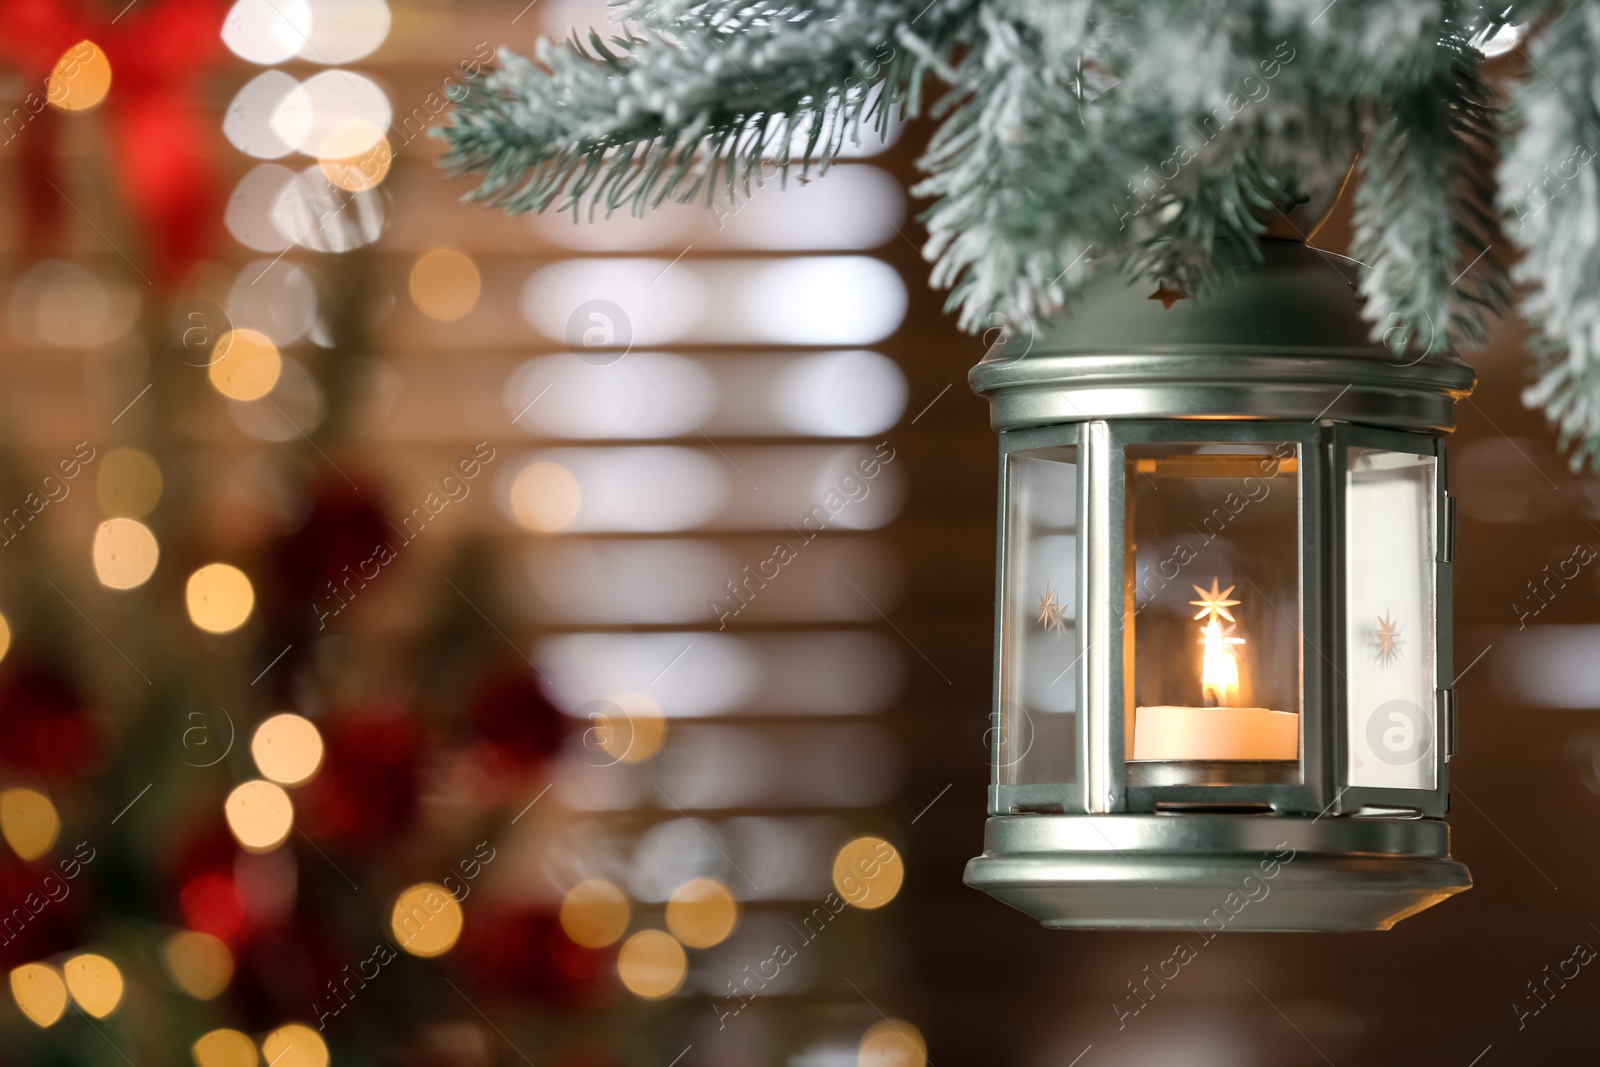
[434,0,979,217]
[1353,55,1509,354]
[914,7,1109,331]
[437,0,1600,461]
[916,5,1364,330]
[1499,0,1600,467]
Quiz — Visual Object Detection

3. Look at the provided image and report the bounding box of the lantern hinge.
[1440,687,1456,759]
[1441,495,1456,562]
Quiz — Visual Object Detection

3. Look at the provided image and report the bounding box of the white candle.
[1131,705,1299,761]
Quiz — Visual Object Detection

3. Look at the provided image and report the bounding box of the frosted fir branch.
[914,7,1108,331]
[1499,0,1600,468]
[915,5,1367,329]
[1353,55,1509,354]
[433,0,980,218]
[439,0,1600,463]
[1268,0,1538,92]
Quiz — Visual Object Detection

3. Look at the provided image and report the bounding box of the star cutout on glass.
[1189,578,1241,624]
[1037,586,1068,635]
[1375,611,1403,664]
[1149,284,1188,309]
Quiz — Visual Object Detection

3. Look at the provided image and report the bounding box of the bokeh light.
[47,41,111,111]
[261,1024,328,1067]
[0,610,11,665]
[272,166,386,253]
[279,71,390,157]
[505,447,728,533]
[8,259,140,346]
[558,879,630,948]
[773,349,909,436]
[192,1028,258,1067]
[665,877,738,948]
[738,257,906,344]
[593,693,667,764]
[295,0,392,63]
[510,461,582,532]
[10,259,139,347]
[0,788,60,860]
[222,0,313,66]
[858,1019,927,1067]
[9,963,67,1027]
[832,836,904,910]
[229,260,317,345]
[409,248,481,321]
[229,356,327,441]
[225,70,301,159]
[616,930,686,999]
[320,129,392,192]
[63,953,123,1018]
[522,257,704,346]
[504,352,716,440]
[209,328,282,401]
[162,930,234,1000]
[251,713,325,786]
[92,518,159,590]
[225,164,296,252]
[96,447,163,518]
[313,117,382,165]
[187,564,256,634]
[390,883,464,958]
[224,780,294,852]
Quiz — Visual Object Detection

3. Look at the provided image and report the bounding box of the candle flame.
[1199,616,1245,707]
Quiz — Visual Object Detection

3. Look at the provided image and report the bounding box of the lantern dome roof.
[968,239,1477,434]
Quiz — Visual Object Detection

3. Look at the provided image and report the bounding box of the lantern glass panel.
[999,448,1078,788]
[1344,448,1437,791]
[1123,443,1303,785]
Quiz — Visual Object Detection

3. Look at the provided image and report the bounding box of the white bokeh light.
[524,258,904,346]
[225,164,295,252]
[224,71,302,159]
[504,447,730,533]
[771,349,906,436]
[538,631,904,720]
[229,260,318,345]
[273,71,391,157]
[522,258,707,347]
[540,632,760,718]
[271,166,385,252]
[222,0,314,65]
[628,819,735,901]
[734,257,906,345]
[296,0,391,64]
[507,352,905,438]
[716,165,905,250]
[504,353,718,439]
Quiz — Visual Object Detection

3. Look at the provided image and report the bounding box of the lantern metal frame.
[964,239,1473,932]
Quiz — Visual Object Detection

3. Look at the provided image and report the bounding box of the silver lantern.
[964,238,1473,931]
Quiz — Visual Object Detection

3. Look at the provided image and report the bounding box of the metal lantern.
[964,239,1474,932]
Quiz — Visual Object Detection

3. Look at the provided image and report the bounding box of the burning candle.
[1131,579,1299,762]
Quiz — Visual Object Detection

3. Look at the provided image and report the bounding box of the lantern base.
[965,814,1470,932]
